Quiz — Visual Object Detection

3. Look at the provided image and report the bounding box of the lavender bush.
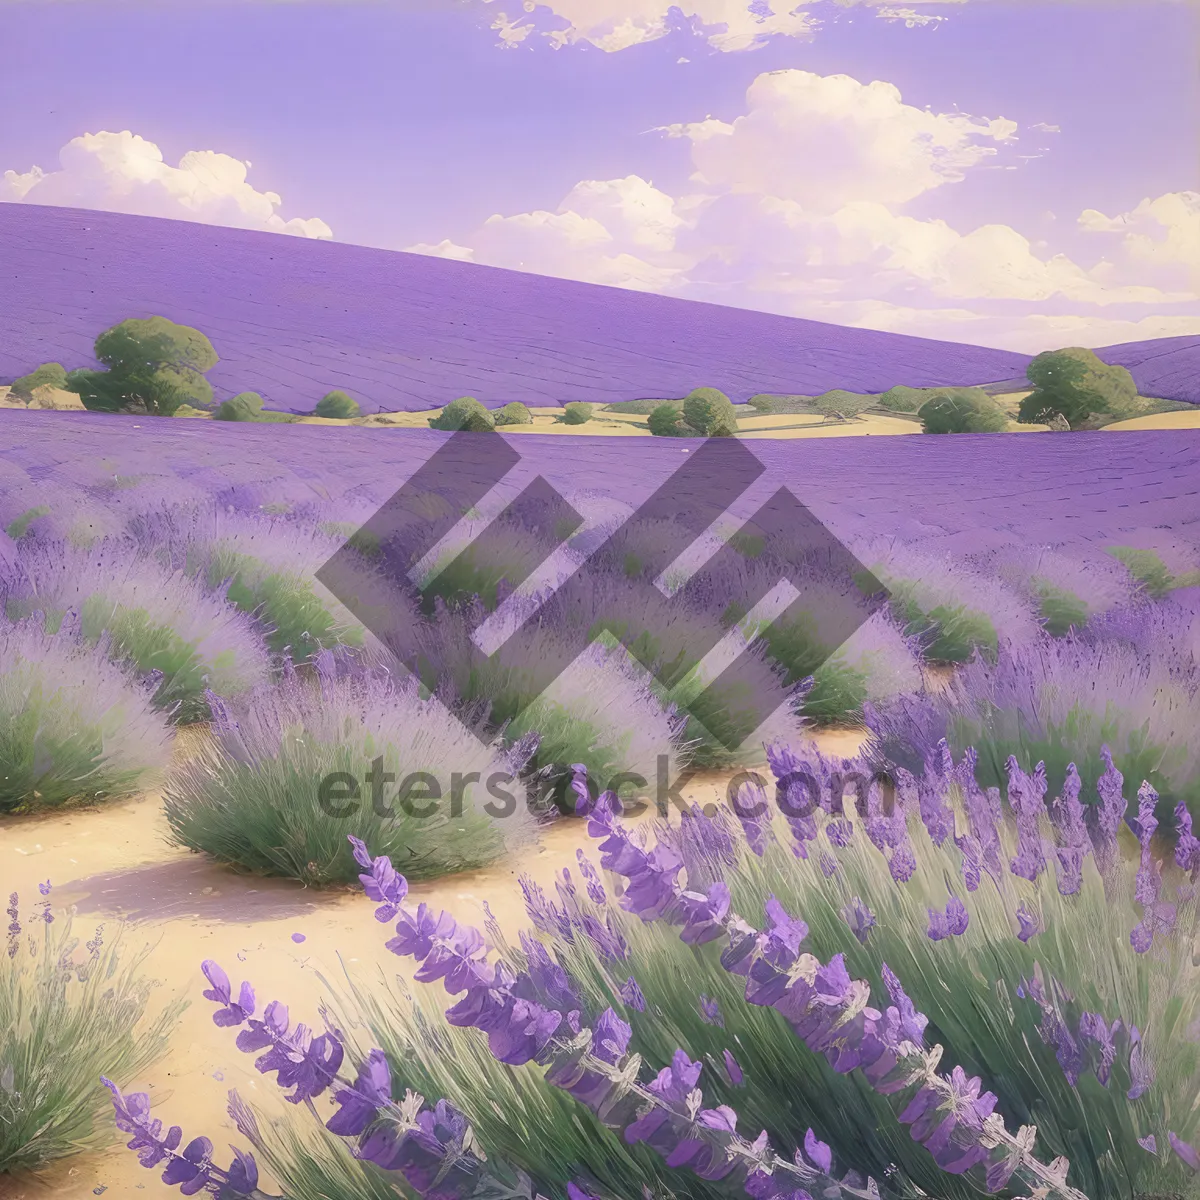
[865,630,1200,818]
[1,887,183,1174]
[2,540,271,722]
[163,651,539,885]
[989,547,1134,637]
[0,613,173,813]
[110,747,1200,1200]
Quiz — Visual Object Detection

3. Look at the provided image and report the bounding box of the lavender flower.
[699,995,725,1027]
[619,977,646,1012]
[926,897,970,942]
[1015,903,1041,943]
[840,897,876,945]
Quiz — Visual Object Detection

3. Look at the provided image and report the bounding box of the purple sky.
[2,1,1197,352]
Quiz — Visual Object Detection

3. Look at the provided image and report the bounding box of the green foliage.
[9,362,68,399]
[745,394,815,415]
[647,401,686,437]
[0,903,185,1174]
[681,387,738,436]
[203,547,363,662]
[493,401,533,426]
[886,578,998,663]
[810,390,876,420]
[1019,347,1138,429]
[314,390,361,419]
[747,394,776,412]
[602,398,679,414]
[66,316,218,416]
[561,402,594,425]
[876,385,927,413]
[4,506,50,540]
[1032,579,1091,636]
[428,396,495,432]
[1106,546,1200,598]
[920,388,1009,434]
[214,391,266,421]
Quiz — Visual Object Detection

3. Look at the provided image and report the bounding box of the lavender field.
[3,406,1200,1200]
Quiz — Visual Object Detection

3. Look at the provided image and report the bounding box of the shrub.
[647,401,686,437]
[8,362,68,400]
[991,547,1134,636]
[0,614,173,813]
[214,391,265,421]
[561,402,594,425]
[0,482,125,547]
[811,390,875,420]
[866,628,1200,819]
[66,316,218,416]
[116,751,1200,1200]
[602,398,677,414]
[163,653,538,885]
[494,401,533,426]
[1019,347,1138,429]
[876,385,927,413]
[920,389,1008,434]
[429,396,495,432]
[682,387,738,437]
[1,888,184,1175]
[1106,545,1200,598]
[858,542,1038,664]
[2,541,272,722]
[315,390,361,419]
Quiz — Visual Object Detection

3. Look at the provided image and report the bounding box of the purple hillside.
[0,205,1036,414]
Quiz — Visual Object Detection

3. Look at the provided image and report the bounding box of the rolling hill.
[0,204,1194,412]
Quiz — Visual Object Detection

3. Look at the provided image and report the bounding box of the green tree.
[429,396,495,432]
[9,362,68,400]
[647,401,686,437]
[747,395,777,413]
[494,401,533,426]
[65,316,218,416]
[920,388,1009,434]
[1018,347,1137,430]
[314,390,361,419]
[561,402,594,425]
[214,392,266,422]
[811,389,875,420]
[682,387,738,436]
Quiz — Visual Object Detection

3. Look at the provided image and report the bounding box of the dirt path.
[0,726,866,1200]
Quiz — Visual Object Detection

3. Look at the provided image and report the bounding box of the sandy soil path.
[0,727,866,1200]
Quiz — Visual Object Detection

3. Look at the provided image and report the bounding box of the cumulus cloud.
[1079,191,1200,293]
[0,130,332,239]
[657,70,1017,211]
[405,65,1199,351]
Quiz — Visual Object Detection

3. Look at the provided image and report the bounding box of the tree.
[66,316,218,416]
[214,392,266,422]
[747,395,777,413]
[682,387,738,436]
[647,402,686,437]
[920,388,1009,434]
[561,402,593,425]
[811,390,875,421]
[9,362,68,400]
[429,396,495,432]
[1018,347,1137,430]
[314,390,361,419]
[494,401,533,426]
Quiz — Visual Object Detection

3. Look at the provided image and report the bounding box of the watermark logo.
[316,430,884,759]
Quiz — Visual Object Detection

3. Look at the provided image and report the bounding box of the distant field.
[1102,410,1200,431]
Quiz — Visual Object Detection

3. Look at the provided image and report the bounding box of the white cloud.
[0,130,332,239]
[405,238,476,261]
[658,70,1017,211]
[481,0,967,50]
[1079,191,1200,293]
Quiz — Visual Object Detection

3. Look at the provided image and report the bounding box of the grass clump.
[0,890,185,1175]
[494,401,533,426]
[0,615,173,814]
[164,652,538,886]
[429,396,495,432]
[560,402,594,425]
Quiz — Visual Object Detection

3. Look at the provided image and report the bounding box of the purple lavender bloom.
[519,877,574,942]
[679,882,732,946]
[1008,758,1048,883]
[1127,1026,1156,1100]
[103,1078,259,1196]
[1093,747,1128,870]
[731,780,774,857]
[801,1128,833,1175]
[917,744,957,846]
[1175,802,1200,874]
[840,897,876,945]
[722,1049,744,1087]
[927,897,970,941]
[1138,1134,1157,1154]
[881,963,928,1048]
[1078,1013,1121,1087]
[1168,1132,1200,1172]
[1015,903,1042,943]
[699,994,725,1027]
[579,911,629,963]
[327,1048,392,1137]
[619,976,646,1012]
[576,850,608,905]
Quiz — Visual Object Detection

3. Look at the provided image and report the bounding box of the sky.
[1,0,1197,353]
